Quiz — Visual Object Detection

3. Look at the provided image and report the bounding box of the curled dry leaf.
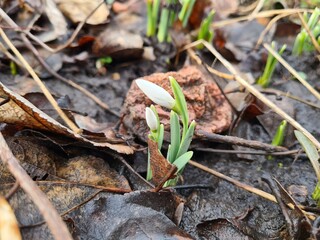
[55,0,109,25]
[148,139,177,186]
[0,82,133,154]
[0,196,22,240]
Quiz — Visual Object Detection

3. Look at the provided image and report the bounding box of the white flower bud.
[136,79,176,109]
[145,107,158,131]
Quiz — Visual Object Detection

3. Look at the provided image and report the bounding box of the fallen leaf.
[36,0,68,43]
[56,155,131,190]
[92,26,144,60]
[148,139,177,186]
[0,196,22,240]
[0,82,133,154]
[55,0,109,25]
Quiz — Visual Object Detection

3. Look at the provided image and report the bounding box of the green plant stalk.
[271,120,287,146]
[168,111,180,163]
[293,31,308,55]
[152,0,161,35]
[257,42,286,88]
[178,0,196,27]
[170,76,189,139]
[157,0,171,42]
[147,0,154,37]
[197,10,215,49]
[307,7,320,29]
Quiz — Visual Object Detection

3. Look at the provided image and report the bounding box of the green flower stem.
[178,0,196,27]
[147,0,154,37]
[157,0,171,42]
[257,42,286,88]
[152,0,161,35]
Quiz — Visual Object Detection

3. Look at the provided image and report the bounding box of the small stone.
[121,66,232,141]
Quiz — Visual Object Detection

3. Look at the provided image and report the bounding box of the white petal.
[136,79,175,109]
[145,107,158,131]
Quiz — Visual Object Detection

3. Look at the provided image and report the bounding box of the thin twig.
[188,160,315,220]
[196,130,287,152]
[195,147,300,156]
[0,132,73,240]
[212,8,311,29]
[0,28,81,134]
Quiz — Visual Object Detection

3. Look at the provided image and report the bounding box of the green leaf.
[176,120,195,158]
[173,151,193,172]
[294,130,320,181]
[168,111,180,163]
[157,124,164,150]
[169,76,189,136]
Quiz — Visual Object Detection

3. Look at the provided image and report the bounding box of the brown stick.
[0,132,73,240]
[196,130,287,152]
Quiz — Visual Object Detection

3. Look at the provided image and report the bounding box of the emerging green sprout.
[293,7,320,55]
[146,0,195,42]
[197,10,215,49]
[257,41,286,88]
[268,120,287,160]
[136,77,196,186]
[178,0,196,28]
[271,120,287,147]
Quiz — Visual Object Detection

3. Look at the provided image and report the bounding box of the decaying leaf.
[0,196,22,240]
[42,0,68,42]
[56,155,131,190]
[92,26,144,60]
[0,82,133,154]
[148,139,177,186]
[55,0,109,25]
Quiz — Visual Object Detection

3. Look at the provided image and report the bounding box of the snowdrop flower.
[145,107,158,131]
[136,79,176,109]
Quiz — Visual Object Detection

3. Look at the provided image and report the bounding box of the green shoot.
[271,120,287,147]
[293,7,320,55]
[178,0,196,28]
[257,41,286,88]
[268,120,287,160]
[136,78,196,187]
[10,61,17,76]
[294,130,320,205]
[197,10,215,49]
[98,56,112,65]
[157,0,171,42]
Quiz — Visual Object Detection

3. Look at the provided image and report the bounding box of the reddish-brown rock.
[121,66,232,141]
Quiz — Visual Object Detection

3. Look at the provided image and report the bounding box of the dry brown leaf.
[0,82,133,154]
[55,0,109,25]
[35,0,68,43]
[148,139,176,186]
[0,196,22,240]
